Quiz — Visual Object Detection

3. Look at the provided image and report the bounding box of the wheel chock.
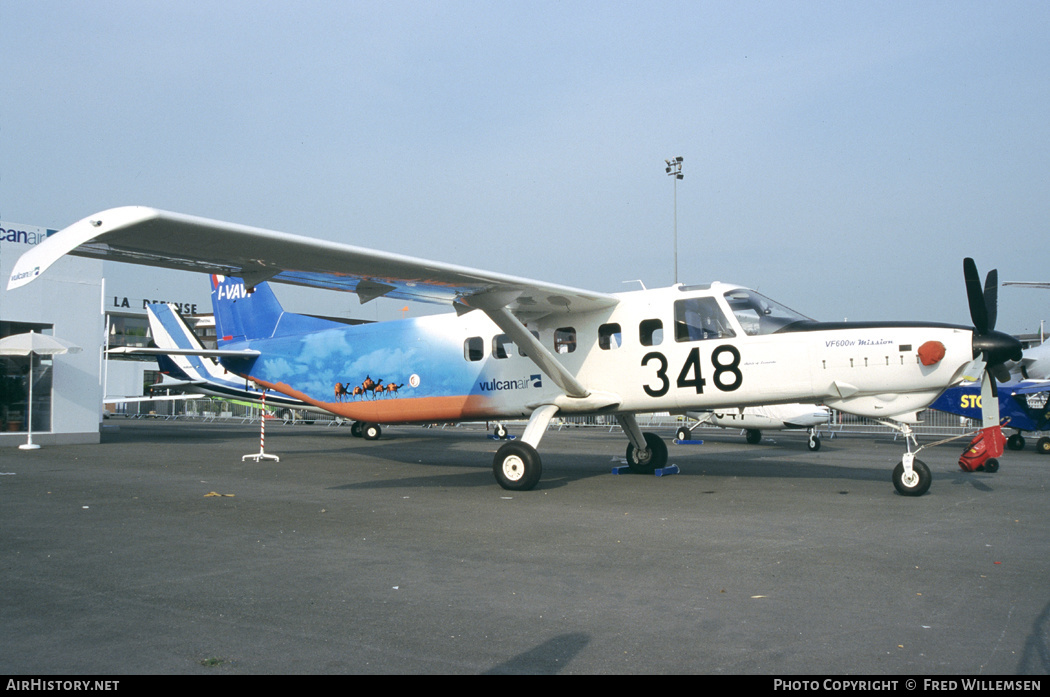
[611,464,680,477]
[673,439,704,445]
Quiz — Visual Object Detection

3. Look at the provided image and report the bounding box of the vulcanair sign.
[1,222,56,246]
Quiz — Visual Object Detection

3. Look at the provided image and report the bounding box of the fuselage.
[220,282,977,425]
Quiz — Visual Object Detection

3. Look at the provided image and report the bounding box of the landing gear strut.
[807,429,821,452]
[880,421,931,496]
[491,404,558,491]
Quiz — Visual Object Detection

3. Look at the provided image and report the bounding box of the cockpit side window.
[723,289,812,336]
[674,297,736,342]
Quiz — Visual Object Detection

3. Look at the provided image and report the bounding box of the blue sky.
[2,1,1047,333]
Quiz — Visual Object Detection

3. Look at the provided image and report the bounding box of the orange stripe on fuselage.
[250,378,499,423]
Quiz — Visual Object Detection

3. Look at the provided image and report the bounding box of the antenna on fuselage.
[622,279,647,290]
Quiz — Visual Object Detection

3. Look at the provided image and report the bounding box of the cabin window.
[517,330,540,357]
[554,327,577,354]
[598,323,622,350]
[674,297,736,342]
[492,334,514,359]
[639,319,663,347]
[464,336,484,362]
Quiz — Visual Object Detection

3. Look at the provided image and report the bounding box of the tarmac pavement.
[2,420,1048,675]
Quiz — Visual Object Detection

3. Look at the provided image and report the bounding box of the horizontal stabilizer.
[107,346,260,358]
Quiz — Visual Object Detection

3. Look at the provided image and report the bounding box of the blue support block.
[611,463,680,477]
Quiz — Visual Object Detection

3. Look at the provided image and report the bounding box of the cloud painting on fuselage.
[211,275,543,423]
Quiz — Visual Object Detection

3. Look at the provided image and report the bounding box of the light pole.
[665,156,683,284]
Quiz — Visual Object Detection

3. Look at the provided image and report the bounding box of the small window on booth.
[599,323,622,350]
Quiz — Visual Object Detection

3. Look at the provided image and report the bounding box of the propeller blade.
[963,258,988,334]
[983,268,998,332]
[979,370,1000,429]
[990,362,1011,384]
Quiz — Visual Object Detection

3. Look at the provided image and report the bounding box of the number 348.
[641,345,742,398]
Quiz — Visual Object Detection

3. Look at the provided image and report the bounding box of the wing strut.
[481,306,591,399]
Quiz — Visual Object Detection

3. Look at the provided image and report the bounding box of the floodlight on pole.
[665,156,683,284]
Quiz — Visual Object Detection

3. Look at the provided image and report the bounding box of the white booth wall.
[2,221,105,446]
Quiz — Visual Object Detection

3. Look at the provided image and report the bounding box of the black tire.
[808,435,821,452]
[280,408,293,422]
[1038,437,1050,455]
[494,424,508,439]
[493,441,542,491]
[350,421,363,438]
[1007,433,1025,451]
[984,458,1000,473]
[625,432,668,474]
[892,458,932,497]
[745,429,762,445]
[676,427,691,442]
[363,423,382,441]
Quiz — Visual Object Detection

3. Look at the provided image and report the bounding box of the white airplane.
[1001,281,1049,380]
[678,404,831,451]
[8,207,1022,495]
[1005,339,1050,381]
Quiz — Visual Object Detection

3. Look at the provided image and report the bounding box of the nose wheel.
[892,455,932,496]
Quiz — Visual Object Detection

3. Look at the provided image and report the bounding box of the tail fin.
[147,302,225,381]
[210,275,348,345]
[210,275,287,345]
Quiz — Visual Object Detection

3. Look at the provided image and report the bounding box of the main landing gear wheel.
[808,434,821,452]
[745,429,762,445]
[493,441,542,491]
[350,421,363,438]
[362,423,382,441]
[626,432,668,474]
[676,427,692,442]
[1037,436,1050,455]
[892,458,932,497]
[1007,433,1025,451]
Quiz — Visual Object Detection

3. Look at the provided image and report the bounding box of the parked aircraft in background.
[677,404,830,451]
[1007,339,1049,381]
[10,207,1022,495]
[930,379,1050,454]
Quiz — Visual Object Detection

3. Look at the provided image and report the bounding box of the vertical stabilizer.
[210,275,285,345]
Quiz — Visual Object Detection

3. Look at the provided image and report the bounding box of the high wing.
[8,206,618,321]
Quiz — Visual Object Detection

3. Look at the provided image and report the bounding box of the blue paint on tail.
[210,275,346,346]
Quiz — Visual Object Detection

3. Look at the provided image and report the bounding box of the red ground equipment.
[959,426,1005,472]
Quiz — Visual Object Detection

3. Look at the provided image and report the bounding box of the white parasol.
[0,331,82,450]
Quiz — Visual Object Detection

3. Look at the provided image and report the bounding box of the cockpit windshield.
[723,289,813,336]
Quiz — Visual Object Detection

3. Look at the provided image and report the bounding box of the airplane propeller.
[963,258,1023,431]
